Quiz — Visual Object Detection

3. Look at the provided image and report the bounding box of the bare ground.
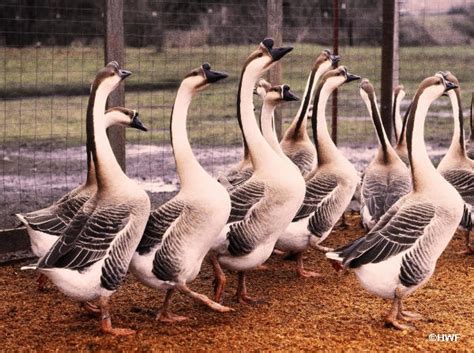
[0,214,472,351]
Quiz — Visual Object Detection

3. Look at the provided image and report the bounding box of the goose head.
[93,61,131,94]
[313,49,340,74]
[435,71,460,98]
[244,38,293,77]
[359,78,375,102]
[104,107,148,131]
[182,63,228,93]
[264,84,300,105]
[318,66,360,93]
[416,74,457,104]
[253,78,272,100]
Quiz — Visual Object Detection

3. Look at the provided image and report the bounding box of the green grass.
[1,44,473,147]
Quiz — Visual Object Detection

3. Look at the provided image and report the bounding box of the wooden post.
[267,0,283,138]
[393,0,400,88]
[381,0,395,143]
[331,0,339,145]
[104,0,126,171]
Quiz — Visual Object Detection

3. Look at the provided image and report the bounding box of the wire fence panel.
[1,0,473,231]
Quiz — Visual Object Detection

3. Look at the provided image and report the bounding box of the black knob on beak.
[119,69,132,80]
[270,46,293,62]
[444,80,458,92]
[330,54,340,65]
[345,73,361,83]
[202,63,228,84]
[130,113,147,131]
[282,85,300,102]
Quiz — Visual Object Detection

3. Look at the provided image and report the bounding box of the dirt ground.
[0,214,472,351]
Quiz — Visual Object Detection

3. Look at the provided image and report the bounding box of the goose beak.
[270,46,293,61]
[283,89,300,102]
[204,68,228,84]
[330,54,340,65]
[119,69,132,80]
[345,73,361,83]
[444,80,458,92]
[130,114,148,131]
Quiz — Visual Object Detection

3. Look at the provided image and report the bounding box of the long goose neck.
[287,69,320,139]
[260,100,285,157]
[470,93,473,143]
[392,93,403,142]
[171,86,208,188]
[88,85,129,190]
[237,67,277,168]
[85,154,96,187]
[397,102,411,148]
[407,93,440,192]
[312,85,339,165]
[366,93,396,164]
[446,89,465,157]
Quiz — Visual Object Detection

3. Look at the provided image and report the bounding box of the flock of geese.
[15,38,473,335]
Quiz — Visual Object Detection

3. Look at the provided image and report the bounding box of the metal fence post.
[267,0,283,139]
[331,0,339,145]
[381,0,395,143]
[104,0,126,171]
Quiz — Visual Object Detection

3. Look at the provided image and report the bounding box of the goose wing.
[289,150,314,177]
[227,180,266,223]
[442,169,474,205]
[334,201,435,269]
[135,199,186,255]
[293,173,338,221]
[225,180,266,256]
[38,202,131,270]
[361,174,411,222]
[219,167,254,191]
[21,194,89,236]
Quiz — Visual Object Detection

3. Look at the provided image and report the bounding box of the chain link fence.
[1,0,473,231]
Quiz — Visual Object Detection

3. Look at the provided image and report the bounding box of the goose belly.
[353,254,404,299]
[26,227,58,258]
[132,198,230,288]
[218,239,275,271]
[130,251,172,290]
[275,217,311,252]
[40,259,111,302]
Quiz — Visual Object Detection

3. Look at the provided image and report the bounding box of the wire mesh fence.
[1,0,473,231]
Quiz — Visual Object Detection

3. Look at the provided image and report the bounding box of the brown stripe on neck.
[236,50,262,158]
[369,92,389,163]
[86,67,115,179]
[398,101,411,145]
[86,82,98,182]
[406,93,421,185]
[293,69,317,139]
[311,83,323,155]
[454,88,465,154]
[470,93,473,140]
[392,89,399,141]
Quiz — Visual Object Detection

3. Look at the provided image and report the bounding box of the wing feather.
[136,199,185,255]
[227,180,265,223]
[38,202,131,270]
[293,173,338,221]
[332,202,435,268]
